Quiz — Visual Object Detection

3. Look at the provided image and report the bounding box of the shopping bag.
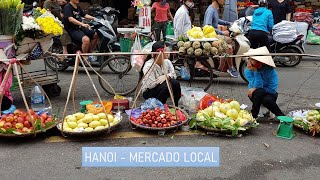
[180,66,190,80]
[130,35,146,72]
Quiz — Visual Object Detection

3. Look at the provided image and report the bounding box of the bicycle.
[98,37,214,96]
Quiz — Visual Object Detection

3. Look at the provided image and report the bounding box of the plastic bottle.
[189,94,197,114]
[178,94,184,109]
[31,85,45,112]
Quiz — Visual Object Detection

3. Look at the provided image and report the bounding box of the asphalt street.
[0,44,320,180]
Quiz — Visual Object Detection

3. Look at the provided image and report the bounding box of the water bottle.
[178,94,185,109]
[189,94,197,114]
[31,85,45,112]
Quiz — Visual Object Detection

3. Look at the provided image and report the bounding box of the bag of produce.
[130,34,146,72]
[141,98,164,111]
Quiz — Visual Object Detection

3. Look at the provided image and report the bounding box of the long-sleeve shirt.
[250,7,274,33]
[244,66,278,95]
[141,58,176,93]
[203,5,231,35]
[0,64,13,102]
[173,5,191,38]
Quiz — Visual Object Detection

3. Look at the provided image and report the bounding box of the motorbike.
[45,9,129,73]
[241,15,304,67]
[207,18,251,82]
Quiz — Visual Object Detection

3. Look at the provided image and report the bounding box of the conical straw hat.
[244,46,276,67]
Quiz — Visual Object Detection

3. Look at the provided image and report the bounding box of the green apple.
[215,111,227,119]
[307,116,314,121]
[213,101,221,107]
[106,114,114,122]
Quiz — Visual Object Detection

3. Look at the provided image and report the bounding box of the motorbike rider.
[203,0,240,78]
[173,0,193,38]
[63,0,98,61]
[248,0,274,51]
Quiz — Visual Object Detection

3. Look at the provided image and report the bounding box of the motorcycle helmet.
[258,0,268,7]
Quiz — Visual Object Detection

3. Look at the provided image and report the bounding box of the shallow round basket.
[198,124,255,135]
[0,124,57,138]
[287,109,311,130]
[130,106,189,131]
[57,121,120,137]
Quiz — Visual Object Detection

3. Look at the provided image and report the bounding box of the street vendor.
[0,63,13,111]
[173,0,194,38]
[141,41,181,106]
[244,46,285,119]
[203,0,239,78]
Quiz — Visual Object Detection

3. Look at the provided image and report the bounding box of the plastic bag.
[131,35,146,71]
[141,98,164,111]
[311,24,320,36]
[86,101,113,114]
[180,66,191,80]
[293,12,314,25]
[306,30,320,45]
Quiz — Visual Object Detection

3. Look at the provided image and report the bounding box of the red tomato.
[161,119,167,124]
[154,121,158,124]
[157,123,163,127]
[151,124,157,127]
[41,113,48,120]
[163,124,168,127]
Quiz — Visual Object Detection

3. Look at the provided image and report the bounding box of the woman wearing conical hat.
[244,46,285,119]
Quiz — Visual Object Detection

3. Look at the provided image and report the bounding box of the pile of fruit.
[62,112,120,133]
[187,25,217,39]
[130,108,187,128]
[291,109,320,136]
[177,36,229,56]
[0,109,55,135]
[189,100,258,136]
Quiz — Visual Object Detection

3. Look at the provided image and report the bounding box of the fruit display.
[130,107,187,129]
[187,25,217,39]
[61,112,120,133]
[177,36,229,56]
[289,109,320,136]
[0,109,55,135]
[189,100,258,136]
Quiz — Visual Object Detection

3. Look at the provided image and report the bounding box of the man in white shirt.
[173,0,194,38]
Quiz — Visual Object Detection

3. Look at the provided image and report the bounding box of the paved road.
[1,50,320,180]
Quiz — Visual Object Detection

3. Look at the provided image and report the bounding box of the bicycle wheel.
[174,57,213,91]
[107,55,132,73]
[98,56,140,96]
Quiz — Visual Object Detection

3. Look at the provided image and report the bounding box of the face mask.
[161,0,166,6]
[185,1,194,9]
[253,62,263,69]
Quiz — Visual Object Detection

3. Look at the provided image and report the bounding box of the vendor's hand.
[156,75,167,84]
[223,30,230,36]
[247,60,256,71]
[81,23,90,29]
[248,88,256,98]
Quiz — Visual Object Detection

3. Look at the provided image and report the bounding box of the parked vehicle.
[45,8,129,73]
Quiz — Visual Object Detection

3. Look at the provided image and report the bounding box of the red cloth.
[0,68,13,102]
[152,2,170,22]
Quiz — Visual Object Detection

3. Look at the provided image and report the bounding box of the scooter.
[241,16,304,67]
[45,16,128,73]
